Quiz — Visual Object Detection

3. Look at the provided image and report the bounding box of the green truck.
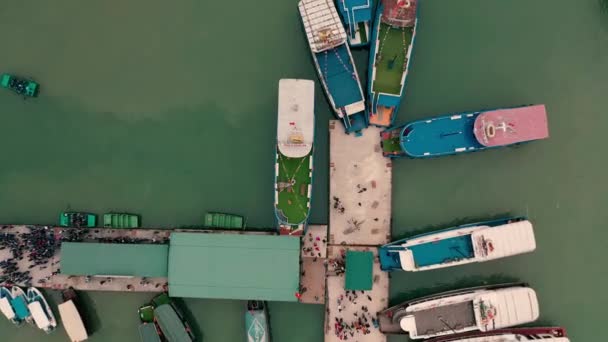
[1,74,38,97]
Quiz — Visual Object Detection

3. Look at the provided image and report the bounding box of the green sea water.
[1,0,607,341]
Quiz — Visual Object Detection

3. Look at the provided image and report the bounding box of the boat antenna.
[438,316,457,334]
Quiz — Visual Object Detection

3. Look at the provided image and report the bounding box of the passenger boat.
[204,212,245,229]
[1,74,39,97]
[10,286,31,325]
[274,79,315,236]
[379,218,536,271]
[427,326,569,342]
[245,301,270,342]
[381,104,549,158]
[26,287,57,333]
[336,0,373,47]
[0,286,20,325]
[367,0,418,127]
[298,0,368,135]
[60,212,97,228]
[378,283,539,339]
[103,213,140,228]
[58,288,88,341]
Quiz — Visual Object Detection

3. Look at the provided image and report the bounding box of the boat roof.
[299,0,347,52]
[58,300,88,341]
[474,287,539,331]
[0,297,16,320]
[382,0,417,27]
[473,105,549,147]
[472,220,536,260]
[139,323,162,342]
[154,304,193,342]
[277,79,315,158]
[28,301,51,329]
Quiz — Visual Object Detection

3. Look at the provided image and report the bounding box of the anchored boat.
[274,79,315,236]
[0,286,20,325]
[336,0,373,47]
[378,283,539,339]
[379,218,536,272]
[10,286,31,325]
[298,0,368,135]
[60,212,97,228]
[368,0,418,127]
[1,74,39,97]
[427,326,569,342]
[58,288,88,341]
[245,301,270,342]
[26,287,57,333]
[381,104,549,158]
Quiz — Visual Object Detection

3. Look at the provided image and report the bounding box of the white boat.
[26,287,57,333]
[58,289,88,341]
[378,283,540,339]
[0,286,18,324]
[379,218,536,271]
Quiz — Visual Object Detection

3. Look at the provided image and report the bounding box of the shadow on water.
[390,212,513,241]
[174,297,203,341]
[389,274,521,305]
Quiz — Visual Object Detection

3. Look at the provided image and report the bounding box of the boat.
[381,104,549,158]
[9,286,31,325]
[204,212,245,229]
[26,287,57,333]
[298,0,368,135]
[148,293,195,342]
[103,213,140,228]
[367,0,418,127]
[0,286,20,325]
[379,217,536,272]
[427,327,569,342]
[57,288,88,341]
[59,212,97,228]
[274,79,315,236]
[336,0,373,47]
[1,74,39,97]
[377,283,540,339]
[245,301,270,342]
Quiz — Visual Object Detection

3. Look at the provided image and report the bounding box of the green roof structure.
[168,233,300,301]
[345,251,373,291]
[60,242,169,277]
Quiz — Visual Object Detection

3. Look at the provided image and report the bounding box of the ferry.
[245,301,270,342]
[10,286,31,325]
[1,73,39,97]
[298,0,368,135]
[378,283,540,339]
[427,327,569,342]
[381,104,549,158]
[274,79,315,236]
[336,0,373,47]
[367,0,418,127]
[204,212,245,229]
[60,212,97,228]
[26,287,57,333]
[58,288,88,341]
[0,286,20,325]
[379,218,536,271]
[103,213,140,228]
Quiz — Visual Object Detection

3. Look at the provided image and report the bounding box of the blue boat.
[379,218,536,272]
[335,0,373,47]
[380,104,549,158]
[367,0,418,127]
[298,0,368,135]
[9,286,31,325]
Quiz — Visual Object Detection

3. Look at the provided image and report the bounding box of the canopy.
[58,300,88,341]
[473,105,549,147]
[474,287,539,331]
[299,0,347,52]
[277,79,315,158]
[28,301,51,330]
[382,0,417,27]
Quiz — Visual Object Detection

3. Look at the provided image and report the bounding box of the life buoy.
[485,123,496,138]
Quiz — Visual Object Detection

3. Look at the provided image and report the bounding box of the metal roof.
[60,242,169,277]
[168,233,300,302]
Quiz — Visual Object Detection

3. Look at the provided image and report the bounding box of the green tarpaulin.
[345,251,373,291]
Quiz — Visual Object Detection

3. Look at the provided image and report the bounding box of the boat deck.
[315,45,363,108]
[329,121,391,245]
[299,225,328,305]
[372,23,412,95]
[412,301,476,337]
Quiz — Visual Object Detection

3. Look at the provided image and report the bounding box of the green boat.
[274,79,315,236]
[59,212,97,228]
[245,301,269,342]
[1,74,39,97]
[203,212,245,229]
[103,213,140,228]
